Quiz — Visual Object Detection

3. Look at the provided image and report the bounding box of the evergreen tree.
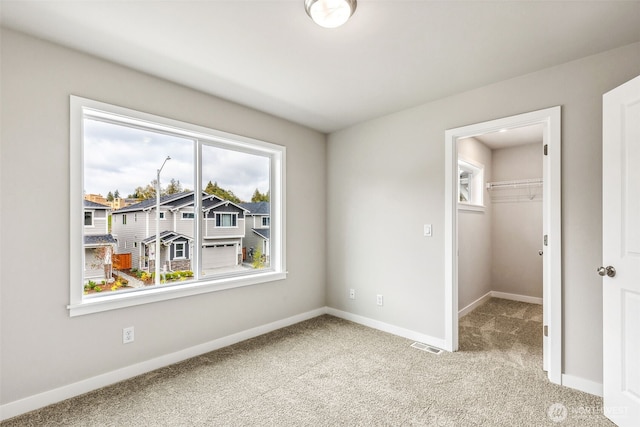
[114,189,120,199]
[251,188,270,202]
[106,191,114,202]
[204,180,242,203]
[165,178,183,195]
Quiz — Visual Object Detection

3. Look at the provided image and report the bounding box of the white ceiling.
[474,124,543,150]
[1,1,639,133]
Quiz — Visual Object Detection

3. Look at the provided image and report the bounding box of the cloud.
[83,119,269,201]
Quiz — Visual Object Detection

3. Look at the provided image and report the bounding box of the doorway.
[444,107,562,384]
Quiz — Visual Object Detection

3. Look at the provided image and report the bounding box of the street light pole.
[155,156,171,287]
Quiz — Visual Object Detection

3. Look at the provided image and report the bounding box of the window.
[84,211,93,226]
[174,242,185,259]
[70,96,286,316]
[216,213,237,227]
[262,217,270,227]
[458,158,484,211]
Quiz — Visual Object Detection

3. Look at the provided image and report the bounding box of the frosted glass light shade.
[305,0,357,29]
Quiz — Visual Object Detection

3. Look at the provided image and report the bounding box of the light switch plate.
[424,224,432,237]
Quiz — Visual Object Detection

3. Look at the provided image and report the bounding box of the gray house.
[111,191,248,273]
[240,202,270,265]
[83,200,116,281]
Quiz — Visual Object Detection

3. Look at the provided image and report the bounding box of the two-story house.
[83,200,116,281]
[240,201,270,265]
[111,191,248,274]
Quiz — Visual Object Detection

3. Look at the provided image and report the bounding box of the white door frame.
[444,106,562,384]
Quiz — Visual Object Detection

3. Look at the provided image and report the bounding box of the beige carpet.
[2,298,613,426]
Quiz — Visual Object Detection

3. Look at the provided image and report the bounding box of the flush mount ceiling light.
[305,0,357,29]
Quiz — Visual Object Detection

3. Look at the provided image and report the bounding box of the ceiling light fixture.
[305,0,357,29]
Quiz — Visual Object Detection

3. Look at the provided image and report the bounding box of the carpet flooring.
[2,298,614,426]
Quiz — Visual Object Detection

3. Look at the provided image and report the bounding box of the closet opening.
[444,107,562,384]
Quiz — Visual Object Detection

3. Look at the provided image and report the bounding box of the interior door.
[602,74,640,426]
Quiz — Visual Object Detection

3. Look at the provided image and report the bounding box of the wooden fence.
[113,253,132,270]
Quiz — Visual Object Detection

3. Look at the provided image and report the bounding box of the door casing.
[444,106,562,384]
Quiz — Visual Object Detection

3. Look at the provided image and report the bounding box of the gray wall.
[457,138,493,309]
[327,42,640,384]
[0,29,326,405]
[491,143,543,298]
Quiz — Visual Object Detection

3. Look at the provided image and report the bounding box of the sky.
[83,118,270,202]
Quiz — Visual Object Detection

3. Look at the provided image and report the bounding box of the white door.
[602,74,640,426]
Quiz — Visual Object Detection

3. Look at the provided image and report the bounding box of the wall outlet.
[349,288,356,300]
[377,294,384,306]
[123,326,134,344]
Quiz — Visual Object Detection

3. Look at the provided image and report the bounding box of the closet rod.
[486,178,543,190]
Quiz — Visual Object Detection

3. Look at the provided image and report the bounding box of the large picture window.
[70,96,286,316]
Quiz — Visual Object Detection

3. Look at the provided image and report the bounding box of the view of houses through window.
[82,111,273,296]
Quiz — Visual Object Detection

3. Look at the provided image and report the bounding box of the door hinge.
[544,325,549,337]
[544,144,548,155]
[544,235,548,246]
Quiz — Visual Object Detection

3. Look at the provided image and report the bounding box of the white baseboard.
[561,374,603,397]
[491,291,543,305]
[458,291,543,318]
[0,308,326,422]
[459,292,492,318]
[326,307,448,351]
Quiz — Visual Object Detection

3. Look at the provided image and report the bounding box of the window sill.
[68,270,287,317]
[458,203,485,212]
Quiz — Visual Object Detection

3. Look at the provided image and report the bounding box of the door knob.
[538,250,543,256]
[597,266,616,278]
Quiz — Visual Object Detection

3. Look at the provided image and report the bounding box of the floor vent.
[410,342,443,355]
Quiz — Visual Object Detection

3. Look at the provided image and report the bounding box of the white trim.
[458,292,492,318]
[444,106,562,383]
[326,307,448,351]
[0,308,325,421]
[561,374,603,397]
[457,291,543,318]
[490,291,543,305]
[457,203,485,212]
[69,95,287,317]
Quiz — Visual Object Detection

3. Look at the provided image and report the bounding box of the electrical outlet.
[377,294,384,306]
[123,326,134,344]
[349,288,356,300]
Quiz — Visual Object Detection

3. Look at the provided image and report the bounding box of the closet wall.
[457,137,493,309]
[458,139,542,311]
[490,143,543,298]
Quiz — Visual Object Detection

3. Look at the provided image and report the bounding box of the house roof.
[241,202,270,215]
[252,228,270,240]
[114,191,196,213]
[84,200,110,210]
[84,234,116,246]
[141,230,193,245]
[115,191,241,214]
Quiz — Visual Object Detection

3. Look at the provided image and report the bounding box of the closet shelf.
[486,178,543,190]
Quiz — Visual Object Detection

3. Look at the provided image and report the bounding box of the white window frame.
[215,212,238,228]
[262,216,270,227]
[181,212,195,220]
[69,96,287,316]
[159,211,166,220]
[457,158,485,212]
[174,241,186,259]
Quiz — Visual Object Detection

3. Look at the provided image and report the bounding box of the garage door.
[202,244,236,270]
